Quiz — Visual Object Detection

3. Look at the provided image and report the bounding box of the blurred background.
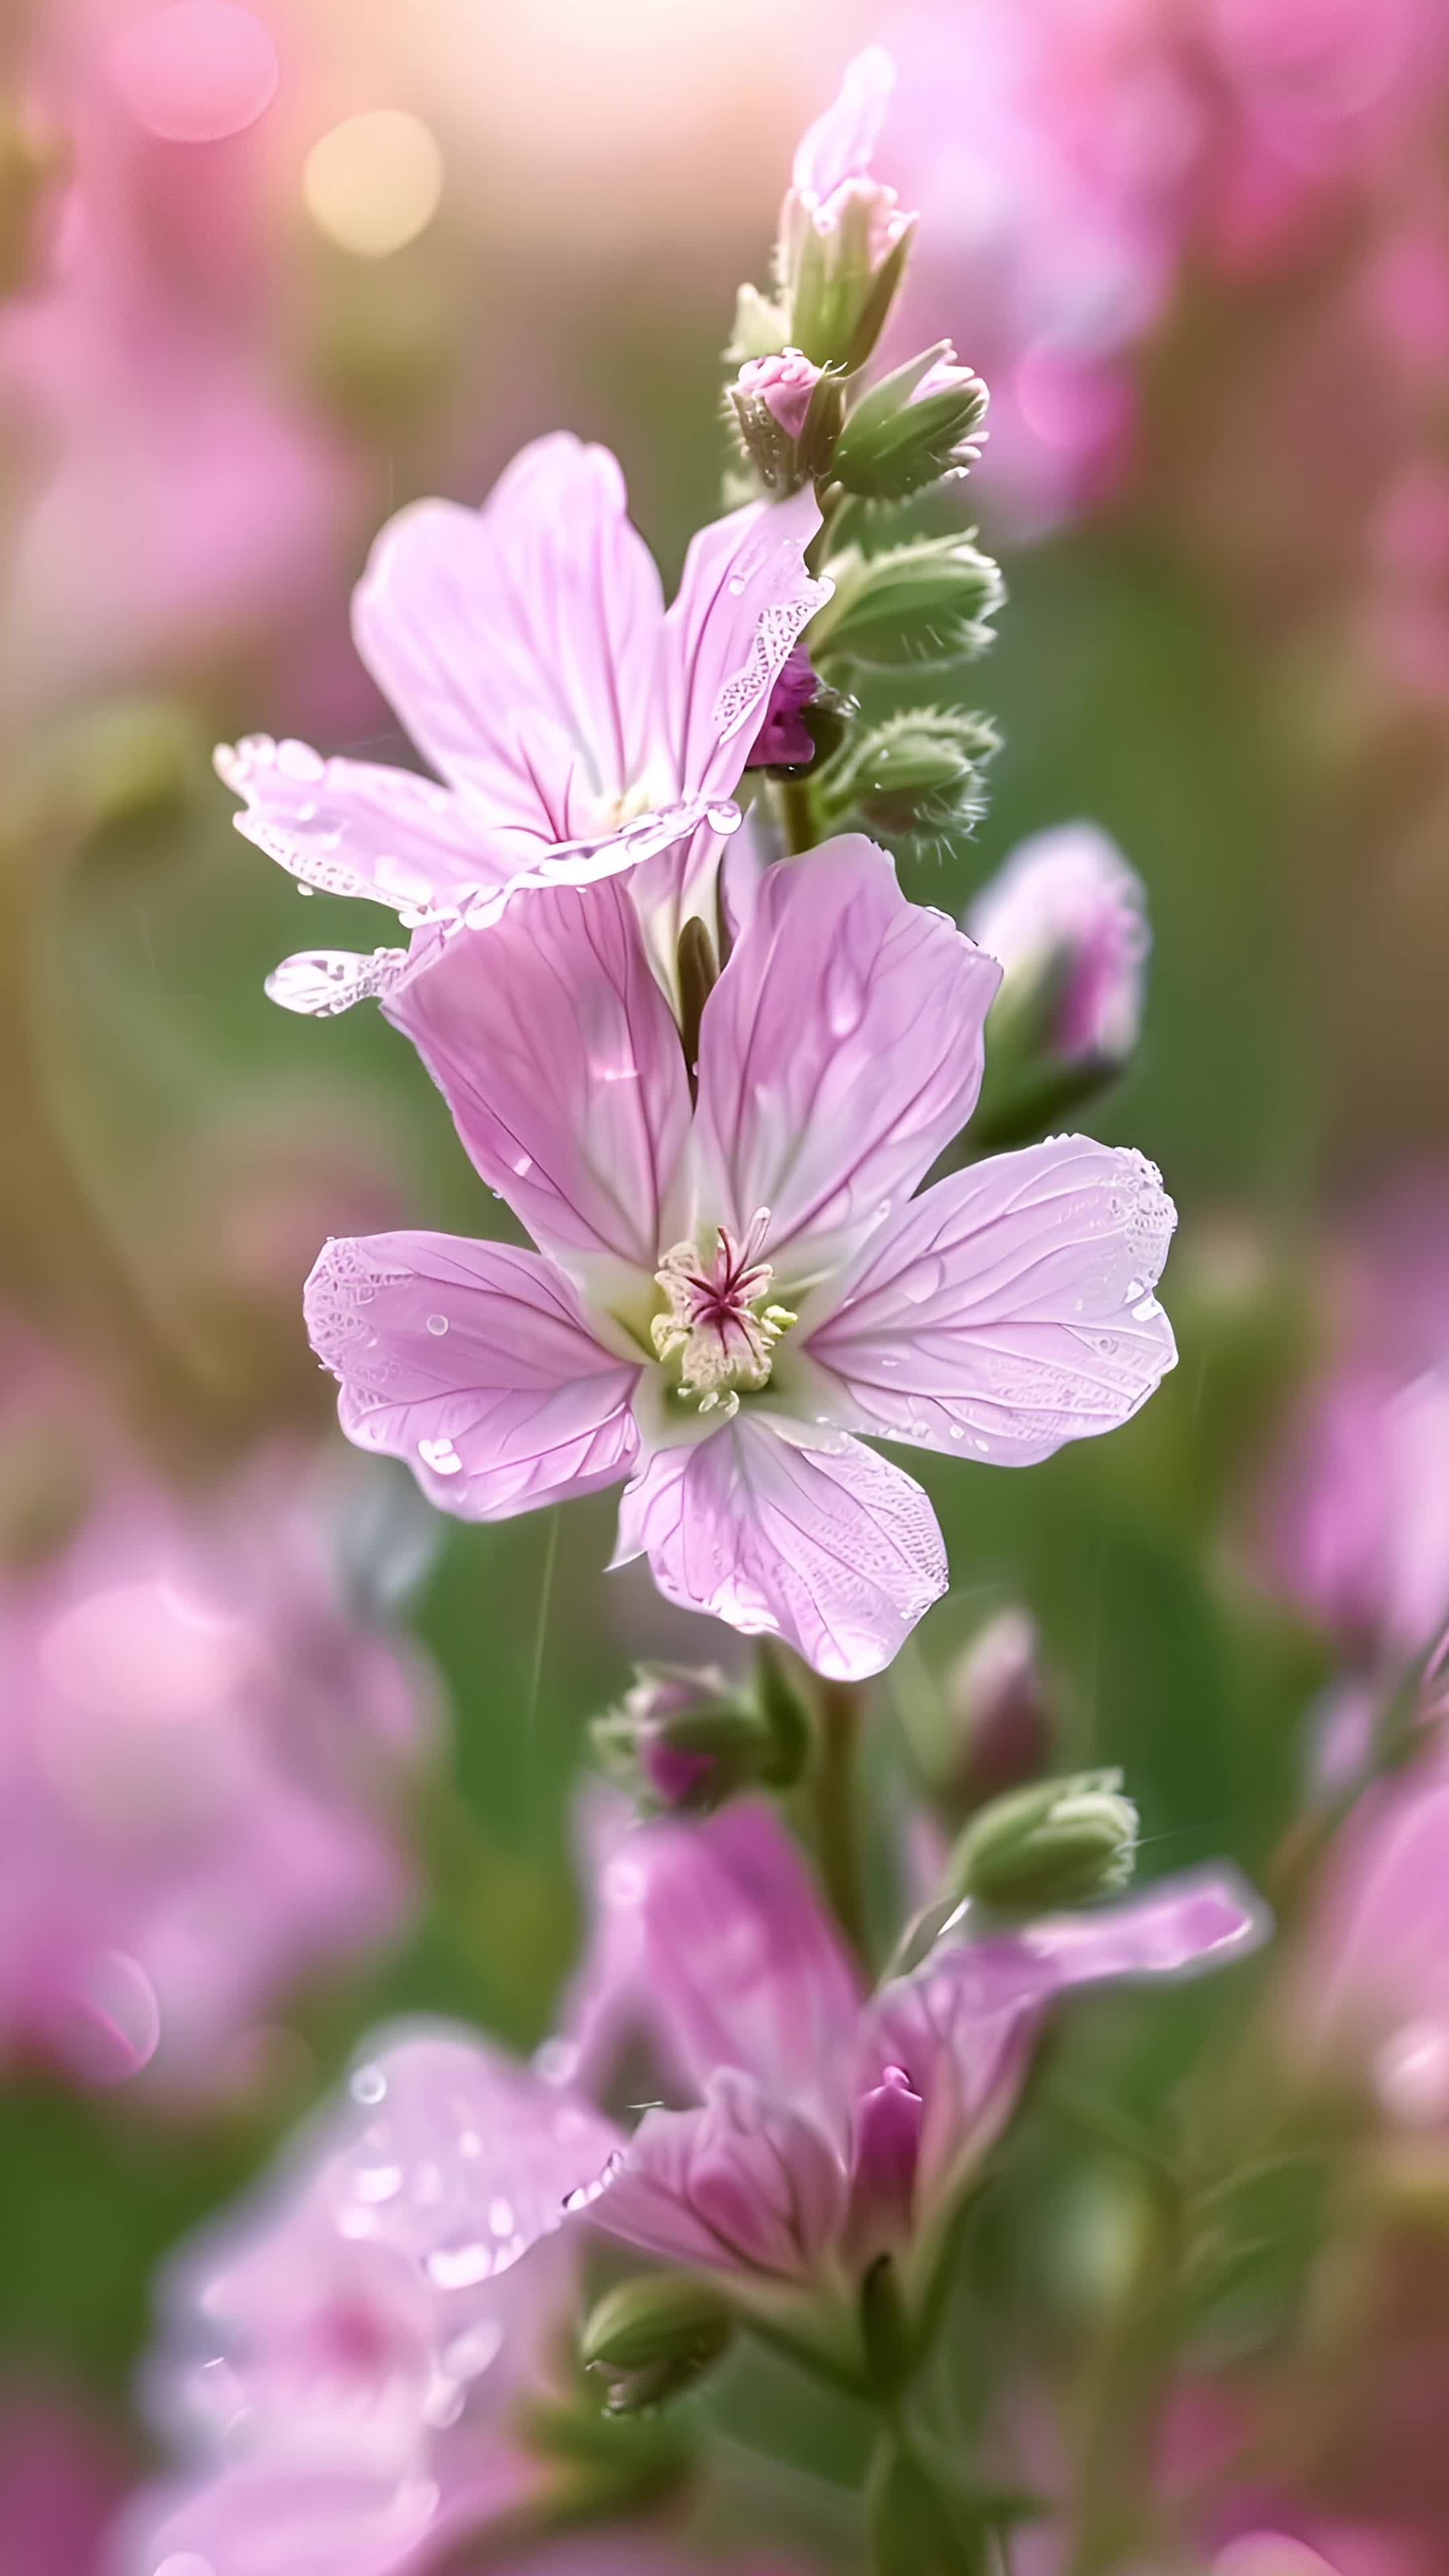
[2,1,1448,2565]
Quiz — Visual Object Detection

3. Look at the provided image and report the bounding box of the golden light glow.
[302,109,444,259]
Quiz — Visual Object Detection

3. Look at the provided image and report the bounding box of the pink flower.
[116,2027,621,2576]
[581,1803,1260,2311]
[0,2385,129,2576]
[216,435,828,1012]
[303,838,1179,1680]
[0,1430,435,2098]
[0,0,365,720]
[969,821,1150,1066]
[119,2017,800,2576]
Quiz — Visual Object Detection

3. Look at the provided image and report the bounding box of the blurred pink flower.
[303,839,1178,1679]
[119,2015,804,2576]
[217,433,828,1010]
[968,821,1150,1067]
[0,1430,435,2098]
[577,1800,1258,2304]
[0,2385,129,2576]
[888,0,1448,532]
[0,0,366,718]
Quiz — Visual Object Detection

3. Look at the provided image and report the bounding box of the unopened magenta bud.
[737,350,822,442]
[593,1664,769,1812]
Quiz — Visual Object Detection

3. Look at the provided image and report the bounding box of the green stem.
[810,1674,871,1970]
[1065,2167,1184,2576]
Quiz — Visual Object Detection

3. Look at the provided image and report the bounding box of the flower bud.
[592,1663,770,1812]
[945,1771,1139,1915]
[969,824,1148,1073]
[729,353,844,494]
[777,50,916,370]
[940,1609,1056,1811]
[580,2271,734,2413]
[813,533,1004,674]
[818,707,999,845]
[835,344,989,503]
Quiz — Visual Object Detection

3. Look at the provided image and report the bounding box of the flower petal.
[793,45,895,201]
[386,877,692,1277]
[304,1234,639,1518]
[611,1799,865,2104]
[865,1872,1265,2213]
[614,1415,947,1681]
[352,433,664,835]
[655,485,830,801]
[594,2072,847,2283]
[695,837,1001,1281]
[215,735,494,921]
[806,1136,1177,1462]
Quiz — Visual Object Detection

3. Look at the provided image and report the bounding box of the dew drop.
[350,2062,386,2105]
[425,1313,448,1337]
[425,2240,495,2289]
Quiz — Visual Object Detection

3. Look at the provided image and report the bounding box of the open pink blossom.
[0,1433,435,2099]
[216,433,828,1012]
[968,821,1150,1067]
[303,838,1179,1679]
[118,2020,796,2576]
[578,1802,1260,2313]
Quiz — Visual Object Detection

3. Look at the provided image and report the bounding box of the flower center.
[593,780,657,833]
[651,1210,797,1419]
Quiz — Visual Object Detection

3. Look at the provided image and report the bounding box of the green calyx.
[945,1770,1140,1915]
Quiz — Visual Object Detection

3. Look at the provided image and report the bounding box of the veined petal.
[352,434,665,835]
[616,1800,864,2106]
[215,736,496,922]
[695,837,1001,1282]
[806,1136,1177,1462]
[655,485,830,803]
[303,1234,639,1519]
[386,877,692,1276]
[592,2073,847,2284]
[613,1415,947,1681]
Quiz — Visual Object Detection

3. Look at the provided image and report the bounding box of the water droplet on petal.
[350,2062,387,2105]
[425,1313,448,1337]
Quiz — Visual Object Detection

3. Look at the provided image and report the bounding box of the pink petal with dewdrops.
[214,736,504,920]
[303,1234,639,1519]
[694,836,1001,1281]
[612,1415,947,1683]
[386,877,692,1278]
[803,1134,1178,1464]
